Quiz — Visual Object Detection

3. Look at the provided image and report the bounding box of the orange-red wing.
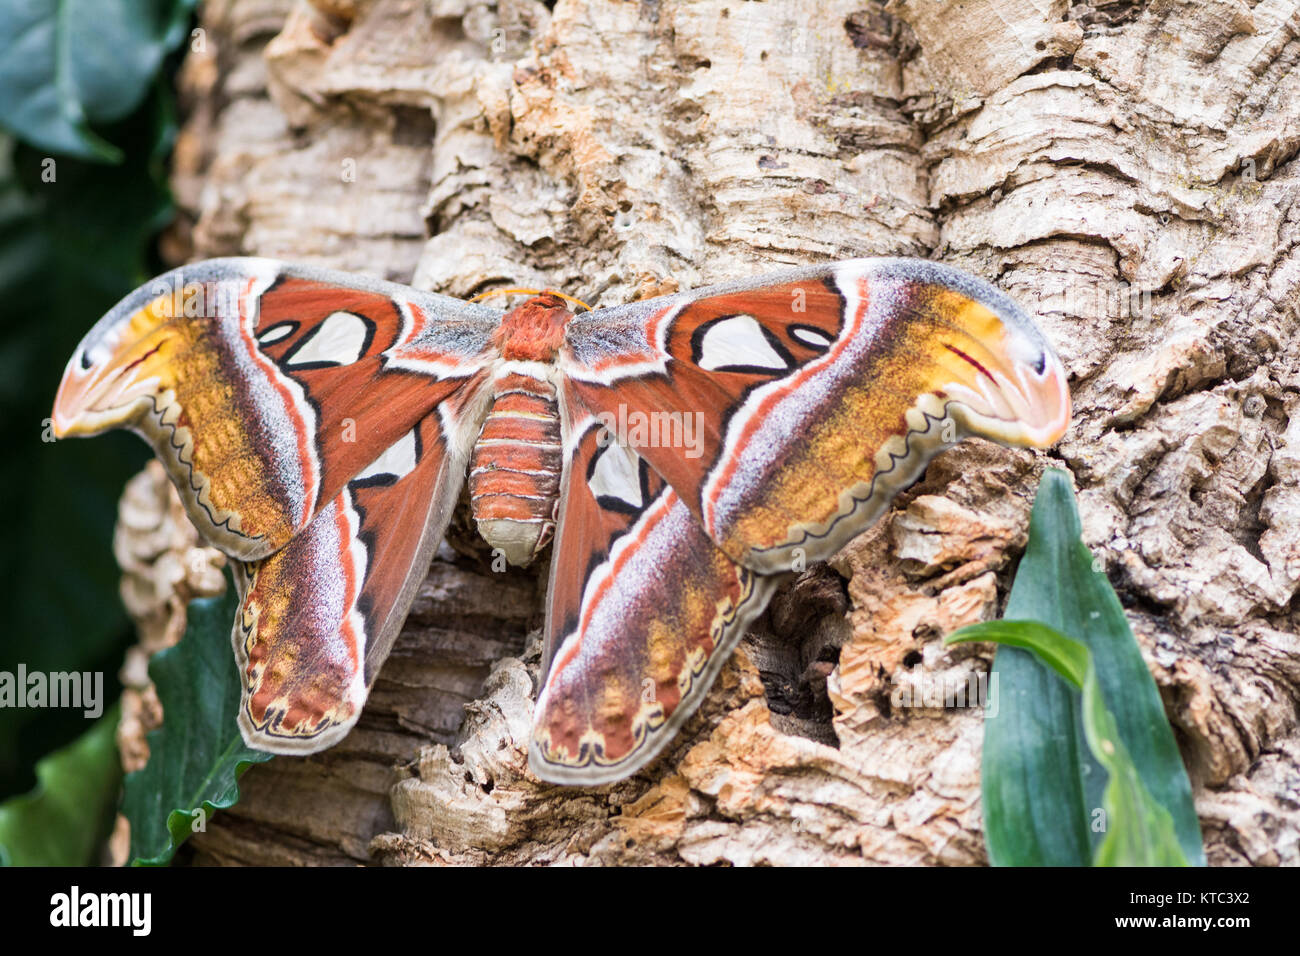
[561,258,1070,574]
[53,258,496,560]
[530,394,777,784]
[232,394,485,752]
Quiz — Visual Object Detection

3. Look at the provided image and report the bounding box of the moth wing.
[53,258,498,560]
[53,257,500,752]
[562,257,1071,574]
[530,397,778,784]
[233,386,490,753]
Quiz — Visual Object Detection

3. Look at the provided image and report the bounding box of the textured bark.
[114,0,1300,865]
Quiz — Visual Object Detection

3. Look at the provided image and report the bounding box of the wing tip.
[1019,347,1072,447]
[236,705,359,756]
[527,738,654,787]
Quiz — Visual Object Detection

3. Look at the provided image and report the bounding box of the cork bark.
[115,0,1300,866]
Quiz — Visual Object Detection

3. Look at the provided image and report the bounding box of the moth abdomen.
[469,368,564,566]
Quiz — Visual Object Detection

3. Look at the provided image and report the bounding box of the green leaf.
[120,581,273,866]
[949,468,1203,866]
[945,621,1088,687]
[1080,658,1188,866]
[0,701,121,866]
[948,621,1188,866]
[0,0,194,161]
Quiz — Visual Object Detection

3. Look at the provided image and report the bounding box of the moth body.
[469,294,574,566]
[469,364,564,566]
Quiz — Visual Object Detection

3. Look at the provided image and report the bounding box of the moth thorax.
[492,294,572,361]
[468,369,564,567]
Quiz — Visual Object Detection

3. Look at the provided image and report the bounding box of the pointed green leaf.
[0,702,121,866]
[958,469,1203,866]
[120,582,272,866]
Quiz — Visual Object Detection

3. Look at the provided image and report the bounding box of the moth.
[53,257,1070,785]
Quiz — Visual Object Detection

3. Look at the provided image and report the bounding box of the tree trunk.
[115,0,1300,865]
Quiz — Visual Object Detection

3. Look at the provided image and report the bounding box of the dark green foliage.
[0,0,195,161]
[121,583,273,866]
[0,0,193,813]
[0,702,121,865]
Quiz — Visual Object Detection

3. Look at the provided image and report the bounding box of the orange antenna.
[468,287,593,312]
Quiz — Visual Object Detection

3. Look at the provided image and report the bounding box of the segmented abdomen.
[468,370,563,566]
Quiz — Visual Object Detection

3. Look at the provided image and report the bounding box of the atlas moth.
[53,257,1070,785]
